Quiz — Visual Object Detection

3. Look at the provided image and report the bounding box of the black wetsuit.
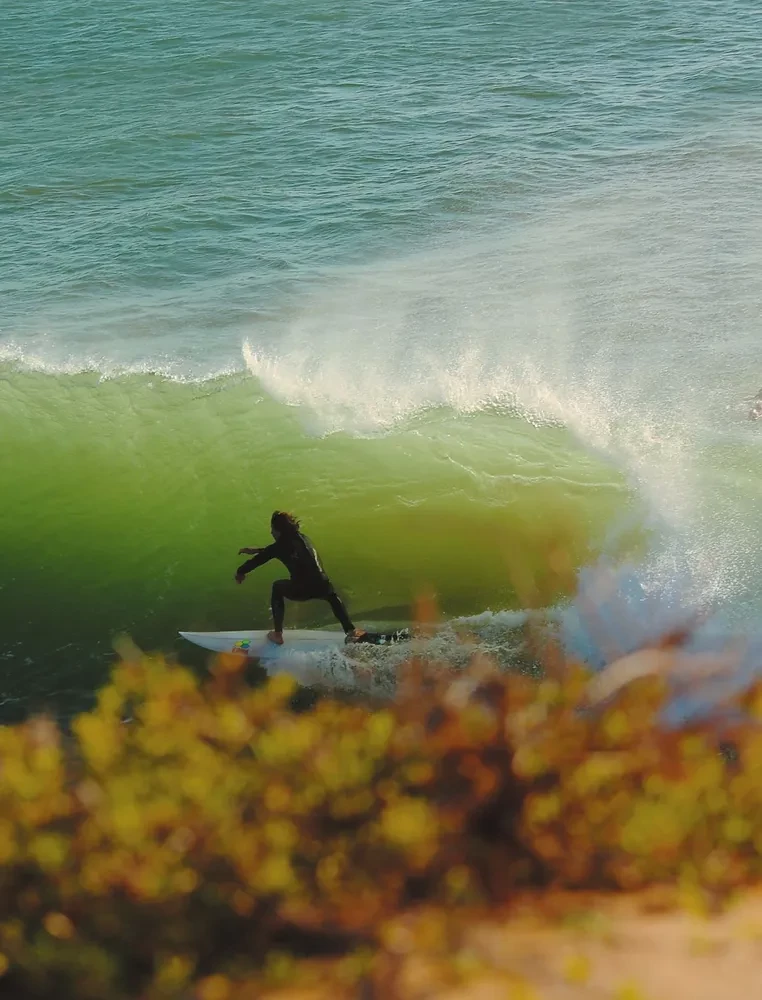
[236,532,354,634]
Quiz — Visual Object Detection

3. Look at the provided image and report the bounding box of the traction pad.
[345,628,412,646]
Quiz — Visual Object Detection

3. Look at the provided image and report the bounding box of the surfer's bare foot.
[345,629,367,644]
[267,631,284,645]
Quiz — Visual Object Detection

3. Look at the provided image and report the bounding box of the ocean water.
[2,0,762,720]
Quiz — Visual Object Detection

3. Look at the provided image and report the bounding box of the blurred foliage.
[0,621,759,998]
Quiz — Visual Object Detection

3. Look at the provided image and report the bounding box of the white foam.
[254,615,534,699]
[233,169,762,611]
[0,337,241,384]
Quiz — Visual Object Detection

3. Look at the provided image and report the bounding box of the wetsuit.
[236,532,355,634]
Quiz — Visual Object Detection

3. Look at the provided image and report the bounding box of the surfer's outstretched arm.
[235,543,278,583]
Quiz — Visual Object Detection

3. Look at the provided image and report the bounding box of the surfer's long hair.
[271,510,301,536]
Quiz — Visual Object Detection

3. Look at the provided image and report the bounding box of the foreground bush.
[0,635,760,998]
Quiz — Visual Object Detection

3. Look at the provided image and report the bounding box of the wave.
[0,338,243,384]
[4,159,762,715]
[1,346,762,724]
[0,360,638,716]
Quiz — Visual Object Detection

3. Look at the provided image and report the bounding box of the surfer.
[235,511,365,645]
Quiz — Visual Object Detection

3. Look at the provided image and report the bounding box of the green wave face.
[0,368,636,719]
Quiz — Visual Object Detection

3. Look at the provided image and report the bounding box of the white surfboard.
[179,629,348,659]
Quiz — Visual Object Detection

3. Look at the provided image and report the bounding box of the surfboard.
[179,628,411,658]
[179,630,346,658]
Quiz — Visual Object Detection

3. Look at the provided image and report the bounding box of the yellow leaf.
[563,951,591,985]
[196,975,231,1000]
[43,912,74,940]
[30,834,68,872]
[381,797,438,849]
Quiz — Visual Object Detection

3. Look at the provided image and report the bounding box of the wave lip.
[0,338,242,384]
[242,338,528,436]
